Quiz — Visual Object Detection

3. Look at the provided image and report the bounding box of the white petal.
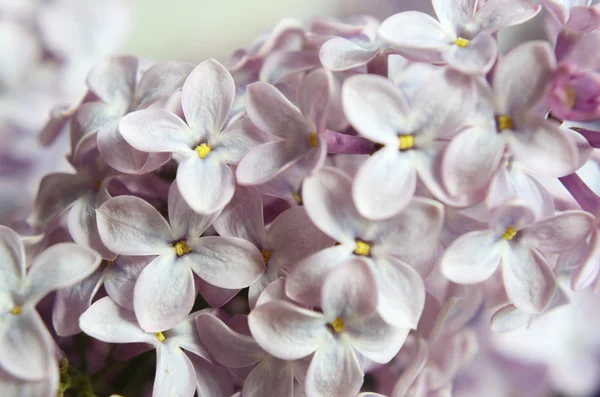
[153,343,197,397]
[441,231,502,284]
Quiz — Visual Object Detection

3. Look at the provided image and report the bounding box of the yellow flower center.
[293,192,303,204]
[398,135,415,151]
[503,226,518,241]
[455,37,470,48]
[106,260,115,267]
[11,306,21,316]
[195,143,211,159]
[496,115,513,132]
[330,316,345,332]
[566,87,577,109]
[353,240,371,256]
[173,240,192,257]
[261,250,272,264]
[155,332,166,342]
[309,132,319,148]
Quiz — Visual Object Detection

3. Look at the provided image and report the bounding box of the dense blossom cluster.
[2,0,600,396]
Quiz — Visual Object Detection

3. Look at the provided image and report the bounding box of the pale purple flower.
[0,225,100,380]
[379,0,540,75]
[119,58,265,214]
[343,67,475,219]
[250,258,409,397]
[79,297,211,397]
[542,0,600,42]
[0,366,59,397]
[441,201,595,312]
[96,182,265,331]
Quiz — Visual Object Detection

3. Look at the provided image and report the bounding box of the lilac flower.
[441,201,595,312]
[96,182,265,331]
[119,58,265,213]
[0,225,100,380]
[79,297,211,397]
[542,0,600,41]
[379,0,540,75]
[0,366,58,397]
[249,259,409,397]
[236,68,331,185]
[343,67,474,219]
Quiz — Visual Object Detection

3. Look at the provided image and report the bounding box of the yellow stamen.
[398,135,415,151]
[155,332,166,342]
[106,260,115,267]
[195,143,211,159]
[566,87,577,109]
[309,132,318,148]
[496,115,513,132]
[330,316,345,332]
[353,240,371,256]
[261,250,272,264]
[455,37,470,48]
[11,306,21,316]
[503,226,518,241]
[293,192,302,204]
[173,240,192,257]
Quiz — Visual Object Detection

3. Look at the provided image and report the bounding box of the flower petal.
[236,140,305,185]
[243,357,294,397]
[353,147,417,220]
[104,255,152,310]
[298,68,332,133]
[521,211,595,253]
[248,301,327,360]
[379,11,452,50]
[501,244,557,313]
[96,195,173,255]
[186,236,265,289]
[442,32,497,75]
[133,254,195,332]
[432,0,477,33]
[490,304,530,333]
[86,55,137,105]
[346,313,409,363]
[176,155,235,214]
[319,37,379,71]
[474,0,541,33]
[168,182,219,241]
[441,231,502,284]
[135,61,195,109]
[153,343,197,397]
[182,58,234,133]
[79,296,157,345]
[211,117,267,165]
[0,226,25,290]
[188,354,234,397]
[68,193,115,260]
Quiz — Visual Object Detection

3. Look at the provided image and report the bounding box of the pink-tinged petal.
[197,280,239,308]
[176,155,235,214]
[493,41,555,115]
[26,243,101,305]
[319,37,379,71]
[379,11,452,50]
[520,211,595,253]
[322,258,378,319]
[243,357,294,397]
[135,61,195,109]
[119,109,196,155]
[153,343,196,397]
[70,102,120,146]
[433,0,477,33]
[212,185,266,247]
[474,0,541,33]
[374,260,426,329]
[298,68,332,133]
[0,365,59,397]
[255,278,289,308]
[28,173,88,228]
[442,126,504,196]
[302,167,364,244]
[248,301,327,360]
[305,337,363,397]
[342,74,409,145]
[186,236,265,289]
[567,230,600,290]
[285,245,354,307]
[443,32,497,75]
[167,182,219,241]
[354,148,417,220]
[182,59,234,133]
[236,140,306,185]
[501,245,557,313]
[490,304,530,333]
[52,270,104,336]
[79,297,157,345]
[196,313,263,367]
[168,314,211,361]
[567,6,600,32]
[441,231,502,284]
[540,0,569,25]
[0,225,25,290]
[133,254,195,332]
[260,50,321,84]
[211,117,267,165]
[68,194,115,260]
[86,55,137,105]
[104,256,151,310]
[490,201,536,232]
[189,355,235,397]
[96,195,173,255]
[505,119,577,177]
[347,313,409,363]
[391,336,428,397]
[0,311,54,380]
[245,82,307,139]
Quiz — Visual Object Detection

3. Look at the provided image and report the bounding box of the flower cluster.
[3,0,600,396]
